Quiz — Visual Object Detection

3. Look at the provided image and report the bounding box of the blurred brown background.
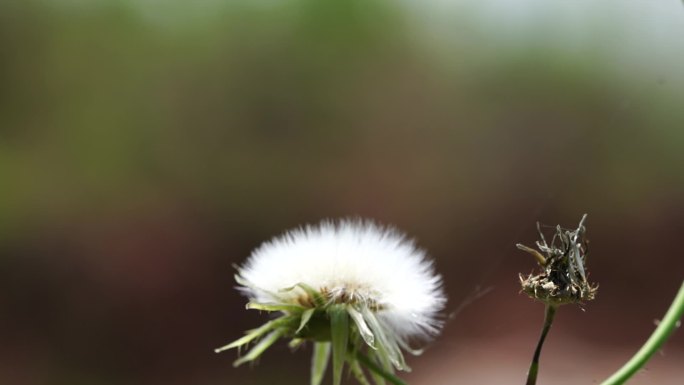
[1,0,683,384]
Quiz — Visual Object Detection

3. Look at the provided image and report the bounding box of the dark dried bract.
[517,214,597,306]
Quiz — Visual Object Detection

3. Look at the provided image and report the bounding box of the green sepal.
[247,302,305,313]
[289,338,305,350]
[365,349,386,385]
[347,306,375,349]
[215,316,293,353]
[360,307,409,371]
[348,356,372,385]
[297,308,316,334]
[356,351,408,385]
[329,305,350,385]
[311,342,331,385]
[233,328,285,367]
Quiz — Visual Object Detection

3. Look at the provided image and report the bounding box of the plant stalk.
[526,304,557,385]
[601,281,684,385]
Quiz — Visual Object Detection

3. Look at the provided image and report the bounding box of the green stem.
[526,304,557,385]
[601,281,684,385]
[355,351,408,385]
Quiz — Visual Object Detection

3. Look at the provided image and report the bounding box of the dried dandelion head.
[517,214,597,306]
[216,219,446,385]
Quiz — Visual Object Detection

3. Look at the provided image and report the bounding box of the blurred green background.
[1,0,683,384]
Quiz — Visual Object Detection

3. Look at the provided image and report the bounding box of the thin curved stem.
[526,304,557,385]
[601,281,684,385]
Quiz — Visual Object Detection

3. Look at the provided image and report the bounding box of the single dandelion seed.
[216,219,447,385]
[516,214,597,385]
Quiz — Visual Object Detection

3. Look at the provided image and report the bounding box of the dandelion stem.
[600,281,684,385]
[355,351,408,385]
[526,304,557,385]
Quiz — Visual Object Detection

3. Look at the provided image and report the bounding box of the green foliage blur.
[1,1,683,384]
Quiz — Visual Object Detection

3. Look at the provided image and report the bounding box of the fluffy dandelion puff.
[216,219,446,385]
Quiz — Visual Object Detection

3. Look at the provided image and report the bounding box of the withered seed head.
[517,214,597,306]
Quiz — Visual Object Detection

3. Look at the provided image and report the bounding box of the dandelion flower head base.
[517,214,597,306]
[217,219,446,385]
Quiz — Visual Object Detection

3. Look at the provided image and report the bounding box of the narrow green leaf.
[298,308,316,334]
[233,329,284,367]
[289,338,305,350]
[375,345,395,377]
[370,341,392,376]
[347,306,375,349]
[311,342,331,385]
[360,307,408,371]
[349,357,372,385]
[247,302,304,313]
[396,338,423,356]
[356,351,408,385]
[215,317,290,353]
[364,349,386,385]
[329,305,350,385]
[214,318,282,353]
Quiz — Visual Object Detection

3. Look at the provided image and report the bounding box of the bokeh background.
[1,0,683,384]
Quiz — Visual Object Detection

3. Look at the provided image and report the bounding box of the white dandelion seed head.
[237,219,447,340]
